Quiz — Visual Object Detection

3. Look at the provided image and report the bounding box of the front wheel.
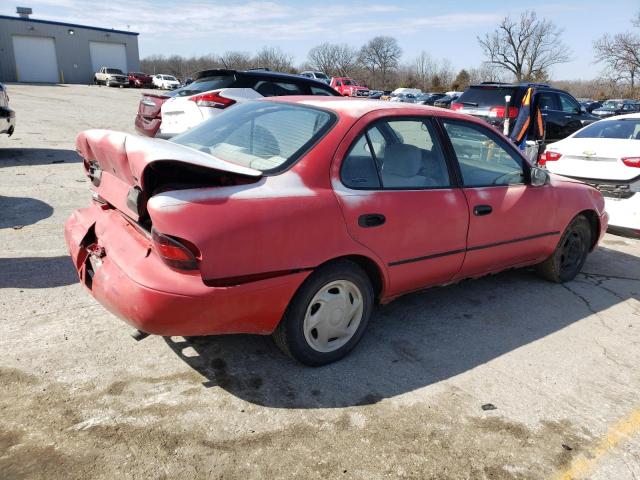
[536,215,591,283]
[273,260,373,366]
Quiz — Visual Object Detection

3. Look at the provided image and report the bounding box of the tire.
[536,215,591,283]
[105,79,110,87]
[272,260,373,366]
[93,77,99,85]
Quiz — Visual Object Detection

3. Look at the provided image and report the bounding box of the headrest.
[383,143,422,177]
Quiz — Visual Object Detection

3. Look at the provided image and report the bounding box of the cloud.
[1,0,501,40]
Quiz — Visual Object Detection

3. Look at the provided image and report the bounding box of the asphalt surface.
[0,84,639,480]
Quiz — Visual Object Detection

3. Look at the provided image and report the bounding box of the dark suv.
[451,83,600,142]
[135,68,340,137]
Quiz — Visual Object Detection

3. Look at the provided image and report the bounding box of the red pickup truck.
[330,77,370,97]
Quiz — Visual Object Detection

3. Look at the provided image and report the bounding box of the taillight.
[488,106,519,119]
[538,151,562,166]
[151,228,200,270]
[622,157,640,168]
[189,92,235,109]
[450,102,463,111]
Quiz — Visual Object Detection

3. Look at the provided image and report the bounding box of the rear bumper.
[64,204,309,336]
[604,194,640,232]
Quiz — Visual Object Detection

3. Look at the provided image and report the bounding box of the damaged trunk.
[76,129,262,226]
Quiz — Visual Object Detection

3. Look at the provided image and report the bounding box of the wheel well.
[317,255,384,301]
[579,210,600,250]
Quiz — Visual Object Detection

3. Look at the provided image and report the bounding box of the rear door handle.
[358,213,386,228]
[473,205,492,216]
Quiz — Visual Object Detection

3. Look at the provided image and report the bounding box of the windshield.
[574,119,640,139]
[163,75,177,81]
[601,101,623,110]
[315,72,329,79]
[342,79,355,86]
[171,102,335,172]
[106,69,123,74]
[169,74,235,97]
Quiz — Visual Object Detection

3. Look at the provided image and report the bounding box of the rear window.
[171,102,336,173]
[170,75,235,97]
[574,119,640,140]
[457,87,520,107]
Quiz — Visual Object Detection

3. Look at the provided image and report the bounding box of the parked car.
[452,83,599,142]
[541,113,640,237]
[578,99,602,113]
[94,67,129,88]
[330,77,369,97]
[0,83,15,136]
[136,68,340,138]
[300,71,331,84]
[368,90,384,99]
[66,97,607,365]
[416,93,447,105]
[433,94,460,108]
[391,87,422,96]
[183,77,194,86]
[128,72,153,88]
[152,74,181,90]
[591,99,639,119]
[389,93,418,103]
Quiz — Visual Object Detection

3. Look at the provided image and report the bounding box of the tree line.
[141,10,640,98]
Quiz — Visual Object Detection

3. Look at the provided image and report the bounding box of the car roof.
[193,68,331,87]
[598,112,640,121]
[263,96,487,122]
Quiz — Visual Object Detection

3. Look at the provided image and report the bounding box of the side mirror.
[530,167,549,187]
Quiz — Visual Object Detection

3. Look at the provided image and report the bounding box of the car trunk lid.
[76,129,262,222]
[545,138,640,182]
[138,93,168,119]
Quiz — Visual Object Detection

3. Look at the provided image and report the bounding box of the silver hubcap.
[303,280,363,353]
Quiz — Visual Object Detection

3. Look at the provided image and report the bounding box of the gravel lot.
[1,84,639,480]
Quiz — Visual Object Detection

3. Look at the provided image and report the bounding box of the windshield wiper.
[460,101,478,106]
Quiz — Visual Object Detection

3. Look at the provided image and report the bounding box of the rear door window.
[273,82,304,96]
[537,92,559,111]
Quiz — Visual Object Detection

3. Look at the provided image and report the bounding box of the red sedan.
[65,97,608,365]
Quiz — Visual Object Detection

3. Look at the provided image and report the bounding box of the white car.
[158,68,339,138]
[0,83,15,136]
[541,113,640,237]
[152,74,181,90]
[299,71,331,84]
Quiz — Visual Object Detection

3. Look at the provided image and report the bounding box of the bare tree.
[594,29,640,90]
[478,11,570,82]
[358,36,402,89]
[253,46,294,73]
[307,43,359,77]
[220,51,253,70]
[412,51,436,90]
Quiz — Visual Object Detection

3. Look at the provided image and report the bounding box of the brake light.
[538,151,562,166]
[189,92,235,109]
[622,157,640,168]
[151,228,200,270]
[488,106,519,119]
[451,102,463,111]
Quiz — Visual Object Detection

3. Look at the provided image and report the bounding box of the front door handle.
[473,205,493,216]
[358,213,386,228]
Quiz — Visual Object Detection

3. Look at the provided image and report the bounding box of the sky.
[1,0,638,80]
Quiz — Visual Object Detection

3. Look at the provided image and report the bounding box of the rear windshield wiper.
[460,101,479,106]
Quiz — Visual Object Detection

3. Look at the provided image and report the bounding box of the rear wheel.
[273,260,373,366]
[105,79,110,87]
[536,215,591,283]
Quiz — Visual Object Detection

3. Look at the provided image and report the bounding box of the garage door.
[90,42,127,73]
[12,36,60,83]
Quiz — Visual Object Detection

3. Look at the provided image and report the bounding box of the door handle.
[358,213,386,228]
[473,205,492,216]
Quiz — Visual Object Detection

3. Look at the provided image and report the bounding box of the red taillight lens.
[489,106,519,119]
[450,102,463,111]
[151,228,200,270]
[622,157,640,168]
[538,151,562,166]
[189,92,235,108]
